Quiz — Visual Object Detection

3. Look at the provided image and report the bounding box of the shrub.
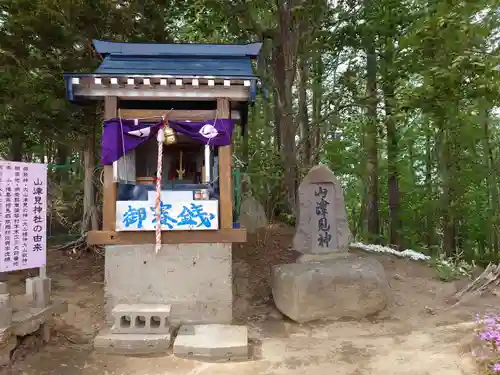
[430,253,474,282]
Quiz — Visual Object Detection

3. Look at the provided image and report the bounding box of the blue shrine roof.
[92,40,261,77]
[93,40,262,58]
[94,55,254,77]
[63,40,262,103]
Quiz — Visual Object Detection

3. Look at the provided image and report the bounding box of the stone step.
[173,324,249,362]
[94,329,172,355]
[111,304,171,334]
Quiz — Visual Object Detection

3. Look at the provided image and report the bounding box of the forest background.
[1,0,500,268]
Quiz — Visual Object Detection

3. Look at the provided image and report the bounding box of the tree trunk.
[9,131,24,161]
[481,104,500,253]
[271,0,302,215]
[280,105,298,214]
[38,131,46,163]
[55,143,69,183]
[438,121,456,257]
[424,121,434,250]
[298,55,311,169]
[311,55,324,165]
[82,125,98,234]
[363,0,380,243]
[258,38,274,142]
[273,89,282,152]
[382,38,402,248]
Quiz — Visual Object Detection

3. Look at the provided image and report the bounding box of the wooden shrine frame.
[87,96,246,245]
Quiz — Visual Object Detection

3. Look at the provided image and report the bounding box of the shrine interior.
[116,99,247,207]
[118,131,221,202]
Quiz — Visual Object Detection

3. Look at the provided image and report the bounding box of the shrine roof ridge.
[93,55,255,77]
[93,40,262,59]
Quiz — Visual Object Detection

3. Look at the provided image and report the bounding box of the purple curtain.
[101,119,161,165]
[168,119,234,147]
[101,118,235,165]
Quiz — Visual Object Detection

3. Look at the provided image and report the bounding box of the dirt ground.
[1,224,494,375]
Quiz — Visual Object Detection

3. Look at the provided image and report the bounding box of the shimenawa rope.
[155,118,165,254]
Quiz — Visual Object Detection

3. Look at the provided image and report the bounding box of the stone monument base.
[0,280,67,366]
[271,256,389,323]
[104,243,232,326]
[296,252,353,263]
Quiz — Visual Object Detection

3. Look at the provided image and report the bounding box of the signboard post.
[0,161,47,273]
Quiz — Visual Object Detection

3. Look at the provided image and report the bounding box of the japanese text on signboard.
[0,162,47,272]
[115,200,219,231]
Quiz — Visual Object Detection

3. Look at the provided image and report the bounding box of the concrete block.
[0,294,12,328]
[104,243,232,325]
[111,304,171,334]
[0,335,17,366]
[173,324,249,362]
[26,277,51,308]
[94,329,172,355]
[0,283,8,295]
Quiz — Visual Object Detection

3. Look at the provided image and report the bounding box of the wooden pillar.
[102,97,118,231]
[217,98,233,229]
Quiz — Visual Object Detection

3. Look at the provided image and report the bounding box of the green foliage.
[49,172,86,234]
[429,254,475,282]
[232,107,289,219]
[1,0,500,261]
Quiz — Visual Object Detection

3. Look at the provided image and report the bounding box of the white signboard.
[116,200,219,231]
[0,161,47,272]
[147,190,193,205]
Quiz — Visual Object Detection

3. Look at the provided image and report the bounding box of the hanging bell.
[163,124,177,145]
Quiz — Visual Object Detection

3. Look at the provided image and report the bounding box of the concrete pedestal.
[173,324,249,361]
[104,243,232,326]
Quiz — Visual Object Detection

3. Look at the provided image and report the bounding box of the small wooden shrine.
[64,40,261,246]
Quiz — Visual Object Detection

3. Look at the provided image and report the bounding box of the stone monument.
[293,164,351,255]
[271,164,389,323]
[239,195,268,234]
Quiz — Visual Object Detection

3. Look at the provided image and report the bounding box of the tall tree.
[362,0,380,242]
